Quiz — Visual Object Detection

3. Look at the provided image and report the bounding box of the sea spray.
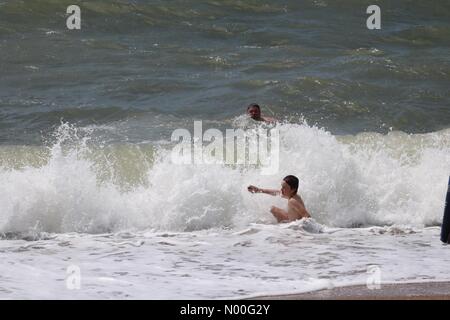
[0,121,449,234]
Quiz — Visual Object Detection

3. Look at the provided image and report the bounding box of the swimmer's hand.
[247,185,260,193]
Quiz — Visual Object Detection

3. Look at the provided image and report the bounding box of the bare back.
[287,194,311,221]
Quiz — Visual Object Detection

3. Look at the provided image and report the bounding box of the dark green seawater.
[1,0,449,145]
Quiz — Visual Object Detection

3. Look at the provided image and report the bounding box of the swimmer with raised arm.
[248,175,310,223]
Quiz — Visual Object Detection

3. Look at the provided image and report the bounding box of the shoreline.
[247,281,450,300]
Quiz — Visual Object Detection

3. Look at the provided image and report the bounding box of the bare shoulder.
[288,197,301,208]
[289,195,301,203]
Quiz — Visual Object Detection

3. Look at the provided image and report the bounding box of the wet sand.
[249,282,450,300]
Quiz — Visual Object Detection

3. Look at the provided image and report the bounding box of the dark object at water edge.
[441,177,450,244]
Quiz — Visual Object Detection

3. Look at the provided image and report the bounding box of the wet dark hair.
[247,103,260,111]
[283,175,299,194]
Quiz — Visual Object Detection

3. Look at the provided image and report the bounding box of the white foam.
[0,225,449,299]
[0,121,449,234]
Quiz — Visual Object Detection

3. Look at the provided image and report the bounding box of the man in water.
[248,175,310,223]
[246,103,277,123]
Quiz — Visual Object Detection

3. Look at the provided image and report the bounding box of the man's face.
[281,181,291,197]
[247,106,261,120]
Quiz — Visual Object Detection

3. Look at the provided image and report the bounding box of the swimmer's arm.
[270,206,289,223]
[248,185,280,196]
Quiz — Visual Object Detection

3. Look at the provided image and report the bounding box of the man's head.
[281,175,299,197]
[247,103,261,120]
